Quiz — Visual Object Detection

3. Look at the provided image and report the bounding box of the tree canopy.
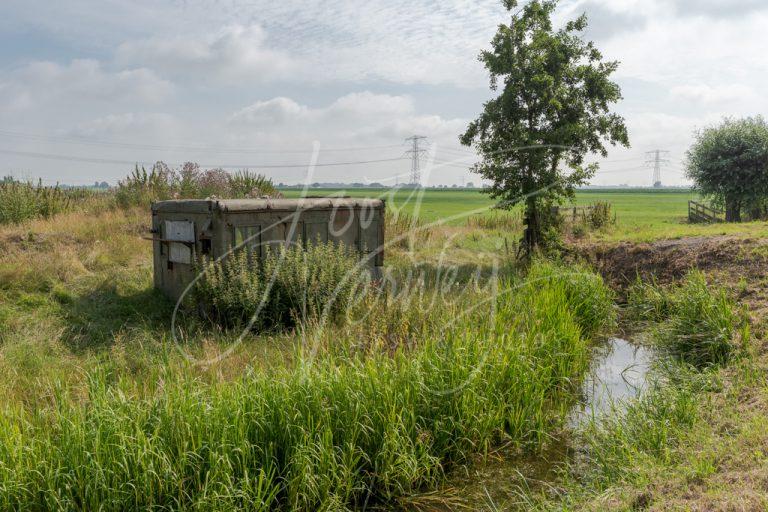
[686,116,768,222]
[460,0,629,251]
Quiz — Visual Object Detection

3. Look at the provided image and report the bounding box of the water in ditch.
[419,337,653,511]
[572,336,653,421]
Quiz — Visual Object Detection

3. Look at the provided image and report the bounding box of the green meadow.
[284,187,768,242]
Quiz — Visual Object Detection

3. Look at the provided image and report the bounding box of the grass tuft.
[628,271,745,368]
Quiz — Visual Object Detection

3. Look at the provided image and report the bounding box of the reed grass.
[0,260,615,511]
[0,180,73,224]
[627,271,744,368]
[384,210,432,249]
[465,211,522,231]
[115,163,279,208]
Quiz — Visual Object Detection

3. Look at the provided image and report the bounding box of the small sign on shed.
[165,220,195,242]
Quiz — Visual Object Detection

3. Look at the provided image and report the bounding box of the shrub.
[115,162,279,207]
[193,240,366,331]
[585,201,613,229]
[0,180,73,224]
[114,163,175,208]
[229,170,280,198]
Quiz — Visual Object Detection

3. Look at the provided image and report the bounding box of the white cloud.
[103,1,503,87]
[569,1,648,40]
[0,59,172,113]
[326,92,414,118]
[116,24,296,82]
[667,0,768,18]
[68,112,181,139]
[670,84,758,105]
[229,91,463,143]
[228,97,309,125]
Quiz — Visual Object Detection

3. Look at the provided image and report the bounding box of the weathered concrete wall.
[151,199,385,302]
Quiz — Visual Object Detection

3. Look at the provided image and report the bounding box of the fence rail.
[551,205,597,223]
[688,201,724,224]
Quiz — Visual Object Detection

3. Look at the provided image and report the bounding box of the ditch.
[420,336,655,511]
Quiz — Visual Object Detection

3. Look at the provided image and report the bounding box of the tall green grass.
[661,273,742,368]
[384,210,431,249]
[116,163,279,208]
[0,179,119,225]
[0,261,615,511]
[466,211,522,230]
[627,271,745,368]
[0,181,72,224]
[548,371,704,506]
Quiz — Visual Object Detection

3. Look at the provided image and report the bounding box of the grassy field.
[0,184,764,510]
[284,187,768,242]
[283,188,499,224]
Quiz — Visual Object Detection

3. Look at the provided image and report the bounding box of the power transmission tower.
[645,149,670,188]
[404,135,428,186]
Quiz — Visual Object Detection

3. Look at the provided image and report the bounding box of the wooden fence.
[551,205,597,223]
[688,201,724,224]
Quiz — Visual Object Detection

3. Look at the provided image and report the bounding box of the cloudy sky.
[1,0,766,186]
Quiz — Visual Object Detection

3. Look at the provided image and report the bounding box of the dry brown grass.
[0,207,150,288]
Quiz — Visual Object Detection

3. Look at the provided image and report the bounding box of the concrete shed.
[150,198,385,301]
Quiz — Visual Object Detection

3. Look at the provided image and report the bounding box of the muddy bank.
[573,235,768,312]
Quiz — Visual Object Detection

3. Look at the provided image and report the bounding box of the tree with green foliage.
[686,116,768,222]
[461,0,629,252]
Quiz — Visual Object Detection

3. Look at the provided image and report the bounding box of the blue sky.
[1,0,767,186]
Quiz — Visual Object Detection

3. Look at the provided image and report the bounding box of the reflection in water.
[572,337,652,424]
[421,338,652,511]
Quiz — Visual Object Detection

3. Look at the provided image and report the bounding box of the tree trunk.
[724,198,741,223]
[749,206,766,221]
[522,197,540,255]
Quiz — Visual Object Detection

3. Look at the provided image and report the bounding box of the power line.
[0,148,407,169]
[436,146,476,156]
[595,165,656,174]
[404,135,428,185]
[645,149,670,187]
[436,150,648,166]
[589,156,648,163]
[432,158,474,167]
[0,129,404,155]
[433,158,656,170]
